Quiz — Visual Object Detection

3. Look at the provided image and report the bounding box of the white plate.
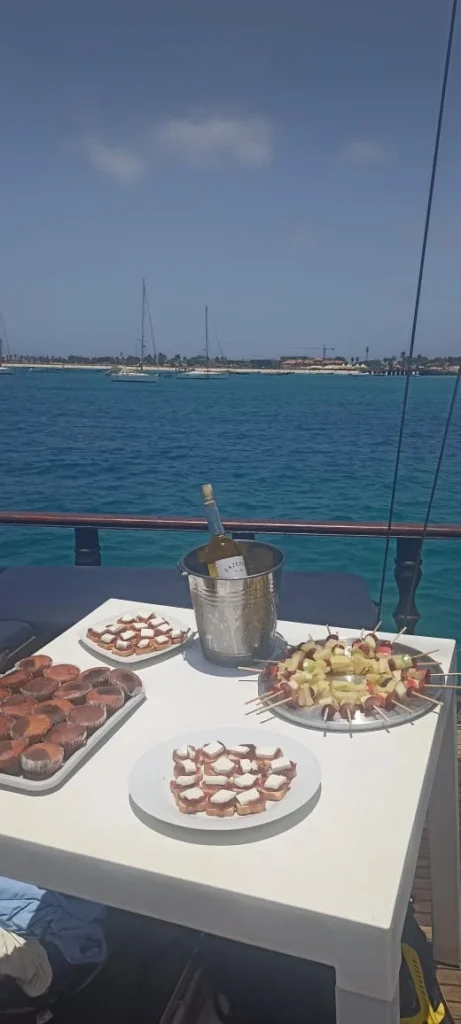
[129,727,321,832]
[79,609,192,664]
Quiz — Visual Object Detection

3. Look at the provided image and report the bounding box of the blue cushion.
[0,620,35,671]
[0,566,376,637]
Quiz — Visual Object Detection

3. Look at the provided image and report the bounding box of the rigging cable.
[144,288,158,362]
[209,314,227,361]
[403,366,461,627]
[376,0,458,622]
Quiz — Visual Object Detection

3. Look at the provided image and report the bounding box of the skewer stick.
[244,688,281,705]
[245,694,293,716]
[238,661,278,670]
[392,700,410,713]
[255,696,293,715]
[373,620,382,633]
[426,684,459,690]
[415,649,439,659]
[416,692,441,707]
[245,700,275,717]
[392,626,407,645]
[374,706,391,727]
[346,707,353,737]
[428,672,461,678]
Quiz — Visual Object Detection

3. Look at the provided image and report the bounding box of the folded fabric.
[0,877,107,965]
[0,927,52,997]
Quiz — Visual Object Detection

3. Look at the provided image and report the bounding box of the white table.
[0,599,458,1024]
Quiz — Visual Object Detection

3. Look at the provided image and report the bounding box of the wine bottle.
[198,484,248,579]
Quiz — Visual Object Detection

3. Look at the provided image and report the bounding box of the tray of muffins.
[0,656,145,792]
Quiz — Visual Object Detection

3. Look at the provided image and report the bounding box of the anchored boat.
[110,281,158,382]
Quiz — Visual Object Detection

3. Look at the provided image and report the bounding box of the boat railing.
[1,511,461,631]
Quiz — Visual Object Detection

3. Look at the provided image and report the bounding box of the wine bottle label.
[214,555,248,579]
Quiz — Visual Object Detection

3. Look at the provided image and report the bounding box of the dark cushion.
[0,566,376,640]
[0,620,35,672]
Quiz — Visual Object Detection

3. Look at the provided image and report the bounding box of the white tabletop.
[0,600,457,1005]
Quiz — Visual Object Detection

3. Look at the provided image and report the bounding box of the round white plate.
[129,727,321,832]
[79,610,191,665]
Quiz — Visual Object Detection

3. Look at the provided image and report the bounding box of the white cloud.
[342,140,395,166]
[156,115,274,167]
[85,137,146,183]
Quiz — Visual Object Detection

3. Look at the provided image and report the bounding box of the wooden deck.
[411,719,461,1021]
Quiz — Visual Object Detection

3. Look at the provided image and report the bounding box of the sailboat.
[180,307,229,378]
[0,333,12,375]
[110,281,158,382]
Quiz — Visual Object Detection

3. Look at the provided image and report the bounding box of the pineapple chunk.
[330,655,354,672]
[395,680,407,700]
[298,685,314,708]
[285,651,305,673]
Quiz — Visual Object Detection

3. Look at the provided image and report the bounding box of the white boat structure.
[180,307,229,379]
[109,281,158,382]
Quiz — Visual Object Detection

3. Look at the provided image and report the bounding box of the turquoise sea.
[1,369,460,641]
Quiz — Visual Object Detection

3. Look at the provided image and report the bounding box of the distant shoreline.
[4,363,459,376]
[8,363,370,375]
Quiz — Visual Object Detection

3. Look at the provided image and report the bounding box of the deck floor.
[411,719,461,1021]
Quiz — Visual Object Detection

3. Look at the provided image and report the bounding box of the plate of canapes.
[81,607,191,664]
[253,629,445,733]
[129,728,321,831]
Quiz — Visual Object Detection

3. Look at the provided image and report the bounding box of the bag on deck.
[203,903,454,1024]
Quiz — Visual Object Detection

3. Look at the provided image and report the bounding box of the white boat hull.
[179,371,228,379]
[110,372,158,381]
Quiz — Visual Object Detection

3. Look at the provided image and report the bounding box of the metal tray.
[0,690,146,793]
[258,641,445,733]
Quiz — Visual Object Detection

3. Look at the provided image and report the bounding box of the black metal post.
[74,527,101,566]
[394,537,422,633]
[232,531,256,541]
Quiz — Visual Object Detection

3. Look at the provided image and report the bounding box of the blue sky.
[1,0,460,359]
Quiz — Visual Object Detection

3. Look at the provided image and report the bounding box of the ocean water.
[1,369,460,641]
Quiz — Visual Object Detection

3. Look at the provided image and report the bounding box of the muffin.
[21,677,59,702]
[38,701,70,725]
[44,664,80,684]
[0,716,13,741]
[11,714,52,744]
[109,669,142,697]
[2,695,37,719]
[18,655,52,677]
[0,668,31,692]
[55,680,90,705]
[87,685,124,716]
[79,667,112,688]
[48,723,87,759]
[21,742,64,780]
[68,703,107,735]
[0,739,27,775]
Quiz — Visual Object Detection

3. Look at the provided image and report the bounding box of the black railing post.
[232,531,256,541]
[394,537,422,633]
[74,527,101,566]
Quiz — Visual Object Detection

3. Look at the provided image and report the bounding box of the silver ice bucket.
[179,541,284,666]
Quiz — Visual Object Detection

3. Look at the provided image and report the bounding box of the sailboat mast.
[140,279,146,371]
[205,305,209,374]
[0,337,3,367]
